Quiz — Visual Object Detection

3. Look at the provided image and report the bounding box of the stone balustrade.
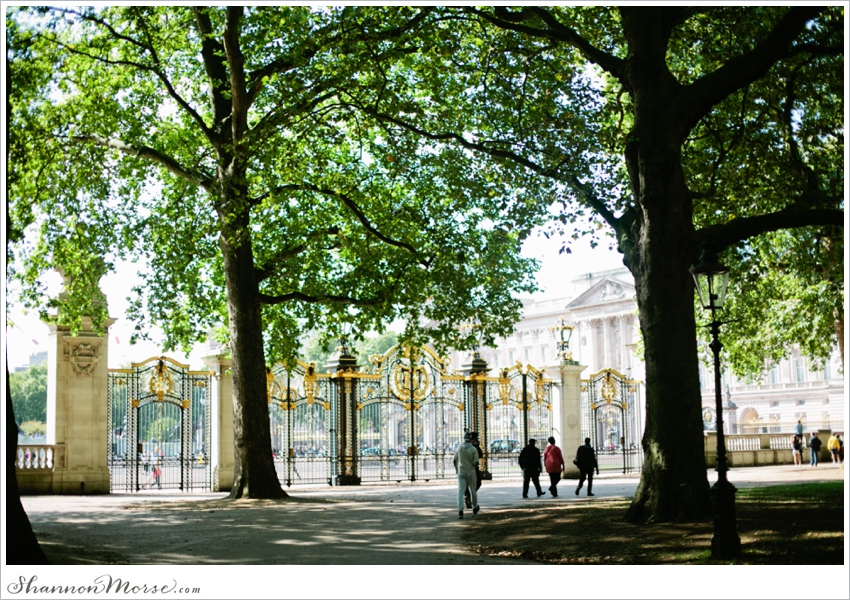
[15,445,56,470]
[704,430,836,467]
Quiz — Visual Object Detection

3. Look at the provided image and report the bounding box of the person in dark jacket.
[518,438,545,498]
[808,431,822,467]
[574,437,599,497]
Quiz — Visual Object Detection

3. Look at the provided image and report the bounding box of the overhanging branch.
[258,290,384,306]
[697,203,843,252]
[255,227,341,283]
[353,105,621,231]
[468,7,626,80]
[70,134,213,191]
[259,182,432,267]
[682,6,825,129]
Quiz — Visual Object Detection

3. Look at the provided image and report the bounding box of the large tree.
[348,6,843,521]
[6,7,543,499]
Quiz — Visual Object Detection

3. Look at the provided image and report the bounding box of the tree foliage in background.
[720,227,843,381]
[6,7,544,499]
[9,364,47,425]
[301,330,398,373]
[347,6,843,522]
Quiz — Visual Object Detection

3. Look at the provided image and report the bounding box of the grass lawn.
[461,481,845,564]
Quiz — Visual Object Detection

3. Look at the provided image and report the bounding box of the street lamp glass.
[550,317,574,360]
[690,254,730,311]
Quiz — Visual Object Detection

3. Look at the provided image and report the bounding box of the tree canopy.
[6,6,545,498]
[336,6,843,521]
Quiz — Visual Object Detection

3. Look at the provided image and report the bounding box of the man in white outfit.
[454,431,481,519]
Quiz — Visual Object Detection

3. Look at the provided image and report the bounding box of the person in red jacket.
[543,436,565,497]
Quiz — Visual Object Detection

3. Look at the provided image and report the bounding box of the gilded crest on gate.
[391,350,431,403]
[149,360,173,402]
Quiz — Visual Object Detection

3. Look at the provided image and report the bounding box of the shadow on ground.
[28,495,520,565]
[460,482,845,565]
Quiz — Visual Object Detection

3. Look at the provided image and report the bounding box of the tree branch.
[681,6,825,129]
[255,227,341,283]
[36,22,215,148]
[192,7,232,131]
[467,6,627,80]
[223,7,248,144]
[261,183,432,266]
[258,290,384,307]
[353,105,621,231]
[697,202,844,252]
[69,134,213,190]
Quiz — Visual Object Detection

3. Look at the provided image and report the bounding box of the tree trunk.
[835,318,844,369]
[218,198,287,499]
[625,231,712,522]
[619,37,712,519]
[6,366,49,564]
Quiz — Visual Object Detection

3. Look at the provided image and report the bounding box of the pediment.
[566,277,635,309]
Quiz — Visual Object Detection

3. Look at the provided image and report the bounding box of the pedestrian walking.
[826,432,841,464]
[808,432,822,466]
[453,431,480,519]
[574,437,599,497]
[791,434,803,465]
[543,436,565,497]
[463,435,484,509]
[518,438,545,498]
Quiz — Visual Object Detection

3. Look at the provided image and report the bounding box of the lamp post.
[690,245,741,560]
[550,317,578,365]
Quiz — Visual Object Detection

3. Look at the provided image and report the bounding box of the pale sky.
[4,227,625,370]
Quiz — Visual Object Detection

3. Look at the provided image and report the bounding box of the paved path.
[18,463,844,567]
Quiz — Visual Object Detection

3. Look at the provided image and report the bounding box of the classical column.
[45,314,116,494]
[603,317,612,369]
[559,362,587,479]
[202,354,233,492]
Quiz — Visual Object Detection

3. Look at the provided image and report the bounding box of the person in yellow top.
[826,433,841,464]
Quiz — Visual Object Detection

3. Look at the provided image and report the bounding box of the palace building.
[449,267,845,436]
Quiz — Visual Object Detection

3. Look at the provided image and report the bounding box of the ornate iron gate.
[267,361,336,486]
[108,357,213,492]
[478,365,555,478]
[580,368,644,473]
[356,345,466,483]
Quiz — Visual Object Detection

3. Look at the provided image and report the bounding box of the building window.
[796,399,805,406]
[771,401,779,407]
[540,347,547,364]
[795,359,805,382]
[509,350,516,365]
[525,348,531,363]
[824,362,831,380]
[769,365,778,384]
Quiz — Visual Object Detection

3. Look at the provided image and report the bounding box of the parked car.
[489,439,521,453]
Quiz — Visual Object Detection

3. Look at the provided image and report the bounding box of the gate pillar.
[202,354,234,492]
[44,312,116,494]
[327,347,361,486]
[559,362,587,479]
[460,355,490,477]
